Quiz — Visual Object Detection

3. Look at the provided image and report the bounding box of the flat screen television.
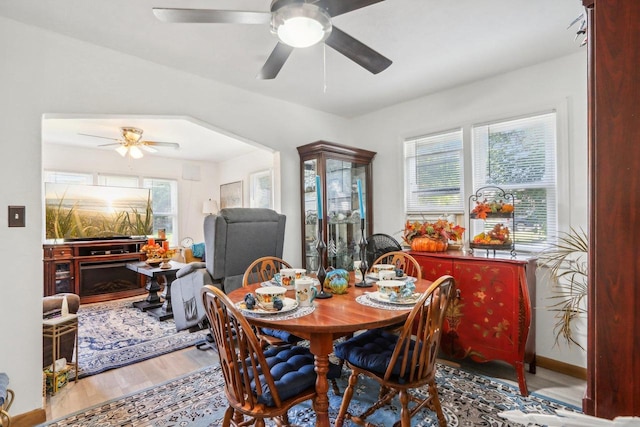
[45,183,152,240]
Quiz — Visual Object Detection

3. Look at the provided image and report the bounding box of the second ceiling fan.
[80,127,180,159]
[153,0,392,79]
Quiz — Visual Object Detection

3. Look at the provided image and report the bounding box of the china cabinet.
[297,141,376,272]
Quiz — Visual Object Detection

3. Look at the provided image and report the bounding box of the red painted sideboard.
[409,251,536,396]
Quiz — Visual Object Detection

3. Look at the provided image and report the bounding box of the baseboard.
[12,407,46,427]
[536,355,587,380]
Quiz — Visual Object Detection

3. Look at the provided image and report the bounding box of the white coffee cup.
[280,268,298,288]
[255,286,287,310]
[378,270,396,281]
[372,264,395,274]
[295,277,317,307]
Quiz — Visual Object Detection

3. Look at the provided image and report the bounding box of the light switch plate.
[8,205,25,227]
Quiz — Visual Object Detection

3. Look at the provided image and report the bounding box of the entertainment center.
[43,238,147,303]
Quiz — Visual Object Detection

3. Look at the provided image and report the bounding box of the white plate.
[366,291,421,306]
[236,297,298,315]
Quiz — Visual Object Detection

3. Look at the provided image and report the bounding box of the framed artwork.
[220,180,243,209]
[249,169,273,209]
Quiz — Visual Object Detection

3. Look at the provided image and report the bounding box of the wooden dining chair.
[371,251,422,279]
[242,256,292,287]
[334,275,457,427]
[242,256,303,348]
[200,285,341,427]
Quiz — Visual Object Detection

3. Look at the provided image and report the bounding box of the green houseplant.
[537,227,588,349]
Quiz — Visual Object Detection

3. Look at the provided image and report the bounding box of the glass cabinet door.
[325,158,367,270]
[298,141,376,272]
[303,159,319,271]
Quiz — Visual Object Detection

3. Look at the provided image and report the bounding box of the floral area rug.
[43,362,579,426]
[75,298,208,378]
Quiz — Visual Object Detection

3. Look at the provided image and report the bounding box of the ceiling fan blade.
[257,43,295,80]
[97,143,122,147]
[140,144,158,153]
[152,8,271,24]
[144,141,180,149]
[79,133,119,141]
[325,26,392,74]
[320,0,384,17]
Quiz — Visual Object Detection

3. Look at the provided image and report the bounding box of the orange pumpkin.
[410,237,448,252]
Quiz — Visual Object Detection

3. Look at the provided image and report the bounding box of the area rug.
[43,362,580,426]
[75,298,208,378]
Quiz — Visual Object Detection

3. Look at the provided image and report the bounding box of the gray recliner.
[171,208,286,332]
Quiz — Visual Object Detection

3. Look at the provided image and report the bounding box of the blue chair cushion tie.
[244,345,341,406]
[334,329,420,383]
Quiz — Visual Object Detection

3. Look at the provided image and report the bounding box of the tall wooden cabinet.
[411,251,536,396]
[583,0,640,418]
[297,141,376,271]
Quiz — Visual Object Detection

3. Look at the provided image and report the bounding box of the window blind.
[472,112,557,251]
[404,129,463,214]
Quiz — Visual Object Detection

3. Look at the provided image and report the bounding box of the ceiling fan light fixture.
[129,145,144,159]
[116,145,129,157]
[121,127,144,144]
[272,3,331,48]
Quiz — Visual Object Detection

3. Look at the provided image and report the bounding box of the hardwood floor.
[45,346,586,422]
[45,346,219,421]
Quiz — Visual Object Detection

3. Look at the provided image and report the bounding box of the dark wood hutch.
[297,141,376,272]
[43,238,147,304]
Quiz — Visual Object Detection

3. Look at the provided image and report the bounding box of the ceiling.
[1,0,585,161]
[42,115,266,163]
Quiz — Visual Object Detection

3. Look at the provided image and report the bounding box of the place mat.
[241,304,316,320]
[355,294,414,311]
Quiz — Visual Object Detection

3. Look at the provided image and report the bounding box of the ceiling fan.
[80,127,180,159]
[152,0,392,79]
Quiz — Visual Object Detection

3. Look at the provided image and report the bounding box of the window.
[472,112,557,251]
[43,171,92,185]
[404,129,463,214]
[143,178,178,243]
[97,174,139,188]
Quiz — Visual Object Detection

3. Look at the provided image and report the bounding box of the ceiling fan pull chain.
[323,43,327,93]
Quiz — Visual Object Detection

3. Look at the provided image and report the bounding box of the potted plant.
[537,227,588,349]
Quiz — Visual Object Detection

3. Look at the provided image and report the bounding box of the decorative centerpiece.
[141,243,176,269]
[471,199,514,219]
[403,219,465,252]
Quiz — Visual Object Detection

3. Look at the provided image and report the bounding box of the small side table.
[127,261,186,321]
[42,315,79,395]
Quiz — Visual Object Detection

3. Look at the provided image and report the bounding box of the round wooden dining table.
[226,275,433,427]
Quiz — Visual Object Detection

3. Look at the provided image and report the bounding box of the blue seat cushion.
[260,327,303,344]
[244,345,341,407]
[334,329,420,383]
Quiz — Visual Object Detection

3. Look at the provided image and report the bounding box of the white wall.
[0,16,350,415]
[349,52,589,367]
